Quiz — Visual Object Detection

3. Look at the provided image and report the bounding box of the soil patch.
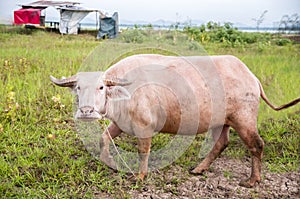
[97,156,299,198]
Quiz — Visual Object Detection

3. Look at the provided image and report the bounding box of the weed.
[223,170,233,179]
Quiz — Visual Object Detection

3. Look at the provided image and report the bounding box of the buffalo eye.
[76,86,80,90]
[98,86,104,90]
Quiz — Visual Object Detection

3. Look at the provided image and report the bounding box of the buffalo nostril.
[80,106,94,115]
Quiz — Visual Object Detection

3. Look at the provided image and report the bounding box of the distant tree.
[252,10,268,31]
[279,15,289,30]
[174,12,181,30]
[279,13,300,32]
[289,14,300,30]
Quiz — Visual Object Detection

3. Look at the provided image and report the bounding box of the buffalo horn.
[50,75,77,87]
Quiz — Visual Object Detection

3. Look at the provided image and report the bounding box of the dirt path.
[96,156,299,198]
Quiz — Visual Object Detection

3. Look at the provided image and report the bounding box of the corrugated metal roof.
[20,1,80,9]
[58,6,99,12]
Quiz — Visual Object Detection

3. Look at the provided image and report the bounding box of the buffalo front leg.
[137,137,152,181]
[99,122,122,169]
[191,125,230,174]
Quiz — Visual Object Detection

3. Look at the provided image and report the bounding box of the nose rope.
[101,115,136,178]
[100,110,108,118]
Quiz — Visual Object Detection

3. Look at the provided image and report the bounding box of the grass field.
[0,26,299,198]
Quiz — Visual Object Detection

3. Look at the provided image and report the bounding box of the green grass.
[0,27,299,197]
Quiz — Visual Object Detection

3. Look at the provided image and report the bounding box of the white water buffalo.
[50,54,300,188]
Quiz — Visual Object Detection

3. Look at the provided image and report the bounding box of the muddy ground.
[95,156,299,199]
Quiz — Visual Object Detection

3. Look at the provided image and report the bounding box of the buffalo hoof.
[189,167,207,175]
[128,173,146,183]
[100,154,117,170]
[137,173,146,181]
[239,178,259,188]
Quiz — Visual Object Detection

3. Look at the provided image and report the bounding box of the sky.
[1,0,299,27]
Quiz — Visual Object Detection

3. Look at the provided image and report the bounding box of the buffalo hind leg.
[99,122,122,169]
[191,125,230,174]
[137,137,152,181]
[234,125,264,188]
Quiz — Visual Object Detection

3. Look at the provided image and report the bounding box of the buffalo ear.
[106,86,131,101]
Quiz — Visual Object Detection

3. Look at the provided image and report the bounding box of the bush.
[120,29,145,44]
[275,38,292,46]
[184,22,273,47]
